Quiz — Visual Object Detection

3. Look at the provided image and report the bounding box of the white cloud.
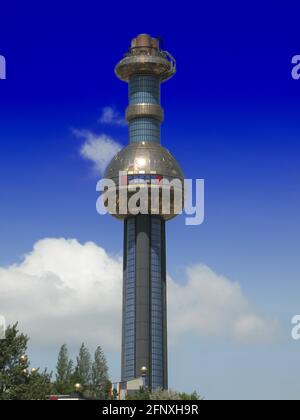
[0,239,278,357]
[233,314,278,343]
[98,106,126,126]
[168,264,278,343]
[0,238,123,352]
[73,129,122,174]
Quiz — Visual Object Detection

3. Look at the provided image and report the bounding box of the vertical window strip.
[151,218,164,389]
[124,218,136,380]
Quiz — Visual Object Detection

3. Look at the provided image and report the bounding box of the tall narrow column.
[122,215,167,389]
[104,33,183,391]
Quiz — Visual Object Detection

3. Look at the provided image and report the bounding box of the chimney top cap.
[131,34,159,50]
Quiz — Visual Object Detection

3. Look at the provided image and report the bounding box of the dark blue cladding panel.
[151,217,164,389]
[123,218,136,381]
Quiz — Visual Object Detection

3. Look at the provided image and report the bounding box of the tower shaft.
[122,215,167,389]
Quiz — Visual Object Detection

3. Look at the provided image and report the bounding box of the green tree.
[150,388,201,400]
[127,387,202,400]
[178,390,200,400]
[91,346,109,398]
[56,344,73,382]
[74,343,92,386]
[0,324,52,400]
[126,387,151,400]
[54,344,74,394]
[104,380,113,400]
[22,369,53,400]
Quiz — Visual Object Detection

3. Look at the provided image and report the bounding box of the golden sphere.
[74,383,82,392]
[20,355,28,364]
[140,366,148,374]
[31,368,38,374]
[22,368,29,376]
[103,142,185,221]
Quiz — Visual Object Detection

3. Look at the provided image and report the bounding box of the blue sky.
[0,0,300,399]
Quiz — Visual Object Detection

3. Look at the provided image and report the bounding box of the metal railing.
[124,46,176,75]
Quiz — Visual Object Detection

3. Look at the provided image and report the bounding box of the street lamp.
[140,366,148,389]
[21,368,29,376]
[74,383,83,395]
[20,355,28,365]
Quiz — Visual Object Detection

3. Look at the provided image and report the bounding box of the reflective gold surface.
[115,34,176,82]
[115,54,175,82]
[104,141,184,221]
[126,103,164,122]
[105,141,183,181]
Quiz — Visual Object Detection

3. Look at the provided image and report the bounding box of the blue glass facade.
[151,218,164,389]
[128,75,161,143]
[129,117,160,143]
[129,75,160,105]
[122,216,166,389]
[123,218,136,381]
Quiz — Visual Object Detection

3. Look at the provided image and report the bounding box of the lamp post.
[20,355,28,365]
[74,383,83,399]
[140,366,148,389]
